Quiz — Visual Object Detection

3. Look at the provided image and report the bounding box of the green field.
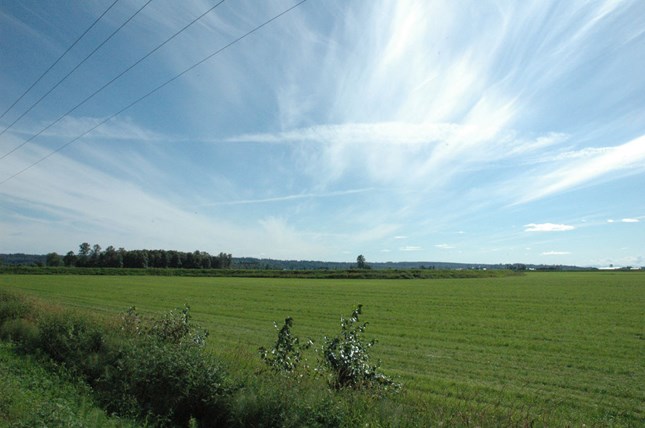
[1,272,643,426]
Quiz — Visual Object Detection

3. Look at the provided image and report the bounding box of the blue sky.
[1,0,644,267]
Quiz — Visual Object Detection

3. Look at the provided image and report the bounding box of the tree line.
[46,243,232,269]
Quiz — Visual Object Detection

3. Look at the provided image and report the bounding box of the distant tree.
[217,252,232,269]
[77,242,91,267]
[158,250,169,268]
[90,244,102,267]
[103,246,122,268]
[190,251,204,269]
[78,242,91,257]
[63,251,77,267]
[184,251,196,269]
[118,248,127,267]
[168,251,182,268]
[46,252,63,267]
[357,254,367,269]
[507,263,526,272]
[123,250,148,269]
[199,251,211,269]
[148,250,161,268]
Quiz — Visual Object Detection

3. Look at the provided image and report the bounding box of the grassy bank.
[0,341,138,427]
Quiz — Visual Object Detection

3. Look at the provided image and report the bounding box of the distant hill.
[233,257,482,270]
[0,253,47,266]
[232,257,590,271]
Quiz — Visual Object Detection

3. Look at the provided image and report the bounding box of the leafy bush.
[0,291,30,325]
[259,316,312,373]
[0,318,40,353]
[88,305,229,426]
[0,299,231,427]
[258,305,400,395]
[119,306,142,336]
[320,305,399,391]
[35,312,106,376]
[0,291,38,351]
[146,304,208,346]
[97,337,230,427]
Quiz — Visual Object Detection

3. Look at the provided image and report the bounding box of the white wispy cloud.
[549,147,613,162]
[257,216,325,259]
[253,0,642,205]
[541,251,571,256]
[36,116,170,141]
[0,146,324,258]
[514,135,645,204]
[607,218,642,224]
[197,188,372,207]
[435,244,454,249]
[228,122,567,191]
[400,246,422,252]
[228,122,461,145]
[525,223,575,232]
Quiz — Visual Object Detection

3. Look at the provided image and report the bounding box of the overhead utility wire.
[0,0,154,138]
[0,0,309,186]
[0,0,226,161]
[0,0,121,123]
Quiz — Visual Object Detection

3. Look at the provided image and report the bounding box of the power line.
[0,0,226,160]
[0,0,121,123]
[0,0,309,186]
[0,0,154,138]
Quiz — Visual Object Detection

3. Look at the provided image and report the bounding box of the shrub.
[93,305,230,427]
[0,296,232,426]
[0,291,30,325]
[0,292,38,352]
[35,312,106,375]
[319,305,399,391]
[259,316,312,373]
[149,304,208,346]
[97,335,230,427]
[0,318,40,353]
[120,306,142,336]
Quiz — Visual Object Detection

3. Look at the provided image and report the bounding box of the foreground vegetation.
[0,342,139,427]
[0,272,643,426]
[0,290,404,426]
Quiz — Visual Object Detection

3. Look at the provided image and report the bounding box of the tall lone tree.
[357,254,367,269]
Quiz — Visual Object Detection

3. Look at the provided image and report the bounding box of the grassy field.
[1,272,643,426]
